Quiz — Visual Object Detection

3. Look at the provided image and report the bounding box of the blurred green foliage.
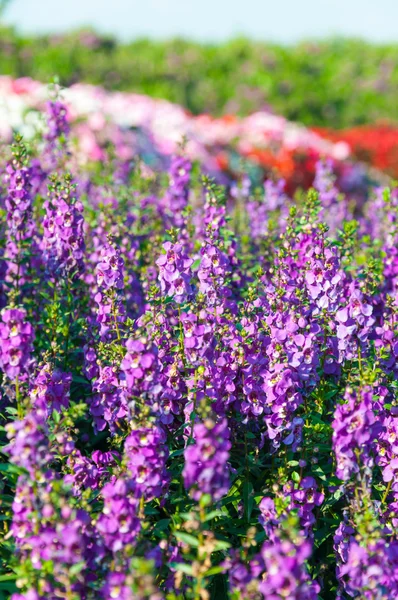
[0,26,397,128]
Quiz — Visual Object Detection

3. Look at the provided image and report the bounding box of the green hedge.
[1,27,397,128]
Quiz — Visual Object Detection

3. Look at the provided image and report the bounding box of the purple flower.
[335,283,375,361]
[42,177,85,278]
[259,532,320,599]
[259,497,279,538]
[225,549,263,599]
[3,153,39,288]
[376,415,398,493]
[97,242,125,290]
[285,477,324,536]
[332,386,383,482]
[120,338,159,396]
[44,98,70,166]
[30,364,71,415]
[0,307,34,380]
[337,536,398,599]
[183,418,231,502]
[163,154,191,227]
[156,241,193,304]
[5,410,51,476]
[4,161,33,233]
[83,344,99,380]
[45,100,70,144]
[89,365,128,433]
[96,478,141,553]
[101,572,133,600]
[65,449,117,495]
[124,425,169,501]
[197,244,230,306]
[12,480,102,598]
[94,240,126,341]
[314,159,338,207]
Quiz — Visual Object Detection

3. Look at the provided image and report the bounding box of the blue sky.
[3,0,398,43]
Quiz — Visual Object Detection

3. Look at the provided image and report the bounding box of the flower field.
[0,79,398,600]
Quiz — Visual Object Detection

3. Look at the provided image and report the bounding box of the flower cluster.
[42,176,85,278]
[0,306,34,380]
[90,364,128,433]
[156,241,193,304]
[124,425,169,501]
[30,364,72,415]
[164,154,191,227]
[183,418,231,502]
[332,386,382,482]
[44,99,70,165]
[5,410,50,476]
[96,478,141,553]
[3,140,39,289]
[259,531,320,599]
[95,240,126,341]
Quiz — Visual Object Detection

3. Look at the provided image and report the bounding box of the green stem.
[357,344,363,378]
[177,305,186,367]
[194,506,206,600]
[112,291,122,343]
[15,375,22,420]
[63,281,72,370]
[382,479,392,505]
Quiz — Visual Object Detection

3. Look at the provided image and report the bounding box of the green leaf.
[69,561,86,576]
[213,539,231,551]
[174,532,199,547]
[243,481,254,521]
[314,526,332,548]
[0,463,26,476]
[153,518,171,532]
[191,258,201,271]
[203,565,225,577]
[169,562,193,576]
[72,374,89,384]
[0,582,17,593]
[0,575,16,583]
[203,509,223,522]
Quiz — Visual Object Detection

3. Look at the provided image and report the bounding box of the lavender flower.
[120,338,159,398]
[101,572,133,600]
[337,537,398,599]
[0,306,34,380]
[156,241,193,304]
[332,386,382,482]
[124,425,169,501]
[285,477,324,536]
[197,243,230,306]
[42,176,85,278]
[5,410,50,477]
[30,363,72,415]
[163,154,191,227]
[90,365,128,433]
[95,240,126,341]
[96,478,141,553]
[183,418,231,502]
[259,531,320,599]
[45,100,70,144]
